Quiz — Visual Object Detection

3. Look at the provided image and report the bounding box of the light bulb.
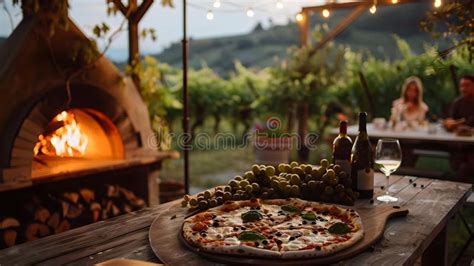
[296,12,304,22]
[434,0,441,8]
[206,10,214,20]
[246,8,255,17]
[322,9,330,18]
[213,0,221,8]
[392,0,398,3]
[369,5,376,14]
[276,0,283,9]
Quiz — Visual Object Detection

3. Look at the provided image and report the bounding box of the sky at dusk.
[0,0,324,61]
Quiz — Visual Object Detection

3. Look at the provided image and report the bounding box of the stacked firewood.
[0,185,146,249]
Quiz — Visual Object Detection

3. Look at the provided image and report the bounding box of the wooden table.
[330,123,474,177]
[329,123,474,144]
[0,174,470,265]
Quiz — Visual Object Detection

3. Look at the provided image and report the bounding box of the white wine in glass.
[375,139,402,203]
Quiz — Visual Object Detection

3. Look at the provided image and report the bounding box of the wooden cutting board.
[149,203,408,265]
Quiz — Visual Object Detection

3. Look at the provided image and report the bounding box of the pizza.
[181,198,363,259]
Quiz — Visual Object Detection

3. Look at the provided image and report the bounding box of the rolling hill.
[155,2,450,76]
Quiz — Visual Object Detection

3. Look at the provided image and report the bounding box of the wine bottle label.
[335,160,351,175]
[357,168,374,190]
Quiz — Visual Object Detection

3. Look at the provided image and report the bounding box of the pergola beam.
[314,4,368,50]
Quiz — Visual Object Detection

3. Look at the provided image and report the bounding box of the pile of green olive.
[181,159,359,210]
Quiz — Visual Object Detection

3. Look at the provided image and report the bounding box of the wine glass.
[375,139,402,203]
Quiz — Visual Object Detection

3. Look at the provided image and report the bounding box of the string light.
[276,0,283,9]
[206,10,214,20]
[213,0,221,8]
[246,7,255,17]
[322,8,330,18]
[391,0,398,3]
[434,0,442,8]
[296,12,304,22]
[369,4,376,13]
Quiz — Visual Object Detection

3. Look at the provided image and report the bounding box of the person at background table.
[390,76,429,127]
[444,74,474,131]
[445,74,474,181]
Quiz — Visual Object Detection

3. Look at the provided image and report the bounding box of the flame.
[34,111,88,157]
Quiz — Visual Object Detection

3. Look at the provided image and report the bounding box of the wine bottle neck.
[339,121,348,135]
[358,113,367,132]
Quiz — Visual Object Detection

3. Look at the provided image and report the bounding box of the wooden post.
[128,0,139,86]
[111,0,154,87]
[182,0,190,195]
[298,10,309,47]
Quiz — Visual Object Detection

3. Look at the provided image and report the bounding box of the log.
[63,192,80,204]
[79,188,95,203]
[25,223,40,242]
[34,207,51,223]
[2,229,17,248]
[55,220,70,234]
[47,212,60,229]
[0,217,20,229]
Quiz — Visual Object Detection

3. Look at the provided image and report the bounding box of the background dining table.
[330,123,474,177]
[0,174,471,265]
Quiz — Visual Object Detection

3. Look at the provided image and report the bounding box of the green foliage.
[420,0,474,60]
[132,56,181,150]
[339,37,474,119]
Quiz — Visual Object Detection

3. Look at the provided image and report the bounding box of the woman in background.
[390,76,429,126]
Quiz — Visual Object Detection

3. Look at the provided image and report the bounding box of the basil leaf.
[238,231,266,241]
[301,211,317,221]
[281,205,298,213]
[328,222,351,235]
[241,210,263,223]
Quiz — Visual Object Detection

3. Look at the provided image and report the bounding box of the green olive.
[265,166,276,176]
[235,175,243,181]
[290,174,301,185]
[271,180,279,189]
[326,169,336,179]
[229,180,239,188]
[290,161,299,168]
[215,190,224,197]
[245,185,253,193]
[333,165,342,175]
[240,180,250,188]
[328,176,339,186]
[198,200,209,209]
[209,199,218,207]
[252,183,260,192]
[216,196,224,204]
[304,165,313,174]
[197,196,205,202]
[223,192,232,200]
[320,159,329,169]
[204,191,212,199]
[335,184,345,192]
[284,165,292,173]
[251,164,260,175]
[291,185,300,194]
[224,185,232,192]
[236,189,245,194]
[243,171,254,180]
[324,186,334,195]
[180,200,188,207]
[339,171,348,179]
[308,180,317,190]
[189,198,198,206]
[278,163,286,173]
[233,193,241,200]
[292,167,305,175]
[183,195,191,201]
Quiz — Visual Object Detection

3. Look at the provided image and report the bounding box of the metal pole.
[182,0,190,195]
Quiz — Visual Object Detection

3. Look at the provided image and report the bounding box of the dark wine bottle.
[333,120,352,175]
[351,112,374,199]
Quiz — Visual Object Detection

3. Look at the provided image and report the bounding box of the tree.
[420,0,474,61]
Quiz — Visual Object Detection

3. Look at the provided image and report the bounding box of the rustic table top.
[0,174,471,265]
[330,123,474,144]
